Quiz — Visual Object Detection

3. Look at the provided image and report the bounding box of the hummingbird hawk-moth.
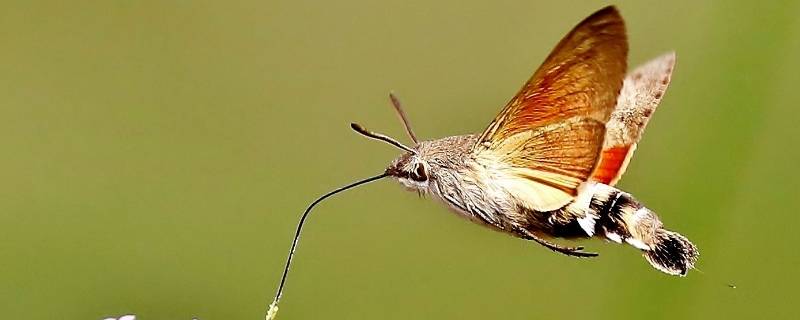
[267,5,697,319]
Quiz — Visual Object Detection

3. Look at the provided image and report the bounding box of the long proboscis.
[267,173,389,319]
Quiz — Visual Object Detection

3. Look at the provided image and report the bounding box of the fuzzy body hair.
[389,134,517,231]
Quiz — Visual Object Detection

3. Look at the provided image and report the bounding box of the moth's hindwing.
[592,52,676,185]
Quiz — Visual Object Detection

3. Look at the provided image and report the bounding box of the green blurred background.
[2,1,799,319]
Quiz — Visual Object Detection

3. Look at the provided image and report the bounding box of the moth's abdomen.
[588,186,698,276]
[533,183,698,276]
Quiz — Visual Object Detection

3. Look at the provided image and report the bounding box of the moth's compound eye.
[409,163,428,182]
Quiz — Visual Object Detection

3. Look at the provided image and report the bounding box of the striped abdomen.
[525,182,698,276]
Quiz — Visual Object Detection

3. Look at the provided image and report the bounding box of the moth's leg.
[518,229,599,258]
[532,236,599,258]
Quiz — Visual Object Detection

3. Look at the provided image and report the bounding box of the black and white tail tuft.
[643,229,698,276]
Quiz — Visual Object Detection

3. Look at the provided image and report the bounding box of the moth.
[267,6,697,319]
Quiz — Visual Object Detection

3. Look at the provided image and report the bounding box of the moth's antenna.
[267,173,389,320]
[388,92,419,144]
[350,123,417,154]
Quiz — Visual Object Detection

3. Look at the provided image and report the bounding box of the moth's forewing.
[476,6,627,147]
[472,6,628,211]
[592,52,676,185]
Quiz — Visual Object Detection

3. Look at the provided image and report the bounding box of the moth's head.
[385,151,431,190]
[349,121,431,191]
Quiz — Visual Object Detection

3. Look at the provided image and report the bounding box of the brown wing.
[472,6,628,211]
[592,52,675,185]
[476,6,628,148]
